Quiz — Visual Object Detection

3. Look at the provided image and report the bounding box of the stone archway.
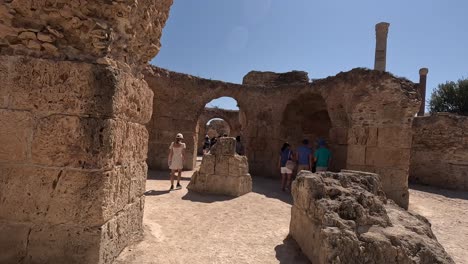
[196,107,242,155]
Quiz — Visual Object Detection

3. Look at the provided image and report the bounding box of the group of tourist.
[167,132,330,193]
[278,139,331,192]
[202,134,245,155]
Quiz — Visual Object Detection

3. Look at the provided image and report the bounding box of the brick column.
[374,22,390,71]
[417,68,429,116]
[0,1,172,263]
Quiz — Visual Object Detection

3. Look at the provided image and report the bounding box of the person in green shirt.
[314,139,331,172]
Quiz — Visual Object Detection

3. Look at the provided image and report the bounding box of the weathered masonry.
[0,1,173,263]
[410,113,468,191]
[145,66,420,208]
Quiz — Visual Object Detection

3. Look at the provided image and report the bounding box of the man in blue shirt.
[296,139,312,172]
[314,139,331,172]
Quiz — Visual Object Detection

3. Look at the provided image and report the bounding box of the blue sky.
[151,0,468,110]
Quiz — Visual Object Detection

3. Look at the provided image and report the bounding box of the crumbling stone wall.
[290,170,454,264]
[145,66,419,208]
[410,113,468,191]
[0,1,173,263]
[197,107,241,154]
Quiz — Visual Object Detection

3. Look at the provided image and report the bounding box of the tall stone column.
[418,68,429,116]
[0,1,172,263]
[374,22,390,71]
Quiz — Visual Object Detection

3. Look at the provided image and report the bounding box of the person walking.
[296,139,312,172]
[278,142,294,192]
[235,135,245,155]
[202,135,211,154]
[314,139,331,172]
[168,133,186,190]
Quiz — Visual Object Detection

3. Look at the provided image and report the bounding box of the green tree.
[429,78,468,116]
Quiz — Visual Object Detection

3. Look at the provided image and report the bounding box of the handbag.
[285,151,296,170]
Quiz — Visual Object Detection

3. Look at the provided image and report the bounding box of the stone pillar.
[374,22,390,71]
[417,68,429,116]
[0,1,172,263]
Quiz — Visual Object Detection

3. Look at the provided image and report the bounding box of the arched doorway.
[280,93,335,170]
[193,97,245,164]
[197,117,232,155]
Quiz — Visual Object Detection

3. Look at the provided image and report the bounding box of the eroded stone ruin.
[0,1,458,262]
[145,65,420,209]
[0,0,173,263]
[290,170,455,264]
[188,137,252,196]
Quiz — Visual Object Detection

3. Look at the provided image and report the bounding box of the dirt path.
[116,168,468,264]
[409,185,468,264]
[115,169,310,264]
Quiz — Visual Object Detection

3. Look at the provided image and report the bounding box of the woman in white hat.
[168,133,186,190]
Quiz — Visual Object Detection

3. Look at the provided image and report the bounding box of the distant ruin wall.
[145,66,420,209]
[410,114,468,191]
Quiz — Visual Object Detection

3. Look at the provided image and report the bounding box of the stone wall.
[145,66,420,208]
[0,1,173,263]
[410,114,468,191]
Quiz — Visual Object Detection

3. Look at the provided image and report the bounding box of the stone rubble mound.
[188,137,252,196]
[290,170,455,264]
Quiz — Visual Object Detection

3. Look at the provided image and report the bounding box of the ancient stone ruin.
[1,1,459,262]
[188,137,252,196]
[0,0,173,263]
[410,113,468,191]
[290,170,455,264]
[145,65,420,209]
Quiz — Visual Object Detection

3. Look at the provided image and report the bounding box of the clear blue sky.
[151,0,468,110]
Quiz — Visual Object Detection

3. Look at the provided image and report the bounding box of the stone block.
[0,56,153,124]
[27,223,102,264]
[31,116,147,169]
[228,155,249,176]
[290,171,454,264]
[329,127,348,145]
[377,126,412,148]
[199,154,215,175]
[24,198,144,264]
[215,155,230,175]
[0,162,146,225]
[0,109,32,162]
[188,173,252,197]
[0,221,30,264]
[346,144,366,165]
[365,147,410,169]
[347,126,378,146]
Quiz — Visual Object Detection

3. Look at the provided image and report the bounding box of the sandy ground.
[408,184,468,264]
[116,166,468,264]
[115,169,310,264]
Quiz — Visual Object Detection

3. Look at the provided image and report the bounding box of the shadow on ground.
[252,177,293,204]
[144,190,171,196]
[410,184,468,200]
[181,190,236,203]
[274,235,311,264]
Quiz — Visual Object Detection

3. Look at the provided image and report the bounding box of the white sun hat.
[176,133,184,139]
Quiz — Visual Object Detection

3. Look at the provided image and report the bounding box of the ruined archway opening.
[280,93,333,170]
[192,97,246,165]
[197,118,232,155]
